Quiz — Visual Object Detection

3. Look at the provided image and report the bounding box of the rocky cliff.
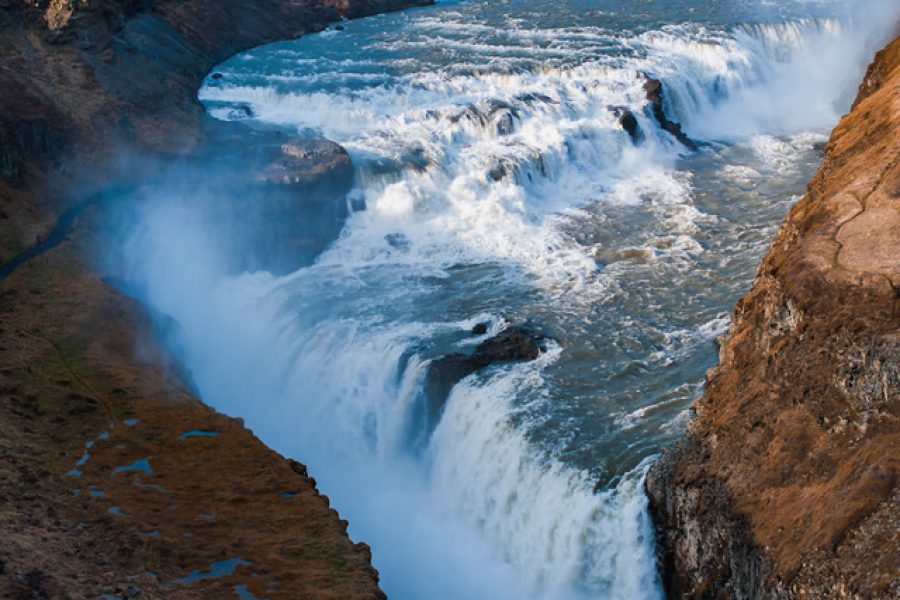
[646,36,900,599]
[0,0,427,189]
[0,0,430,598]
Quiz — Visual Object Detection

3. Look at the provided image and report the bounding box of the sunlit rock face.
[646,34,900,600]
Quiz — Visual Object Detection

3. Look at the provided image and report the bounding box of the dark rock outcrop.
[646,35,900,600]
[424,326,547,431]
[487,100,520,136]
[642,75,698,151]
[0,0,432,598]
[609,105,642,143]
[0,85,65,186]
[0,0,434,189]
[260,139,354,190]
[227,137,355,273]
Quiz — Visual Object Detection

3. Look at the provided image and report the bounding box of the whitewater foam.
[110,2,900,598]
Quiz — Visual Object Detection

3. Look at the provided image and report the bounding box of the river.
[110,1,900,597]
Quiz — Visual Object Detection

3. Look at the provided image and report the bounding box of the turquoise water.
[113,0,900,598]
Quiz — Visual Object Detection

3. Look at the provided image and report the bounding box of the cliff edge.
[0,1,430,598]
[646,36,900,599]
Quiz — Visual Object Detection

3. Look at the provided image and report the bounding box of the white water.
[114,3,900,598]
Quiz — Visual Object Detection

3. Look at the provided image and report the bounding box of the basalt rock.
[514,92,556,106]
[99,132,353,279]
[486,99,520,136]
[225,104,253,119]
[496,110,517,135]
[0,0,434,187]
[488,158,513,182]
[609,105,642,143]
[642,75,698,151]
[424,325,547,431]
[176,132,354,274]
[646,35,900,599]
[0,86,65,186]
[0,0,433,597]
[257,138,354,192]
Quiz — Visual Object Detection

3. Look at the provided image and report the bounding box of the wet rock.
[609,106,641,143]
[210,72,224,80]
[485,100,520,136]
[385,233,409,250]
[514,92,556,106]
[449,104,489,127]
[402,146,431,172]
[183,133,356,275]
[258,138,353,190]
[350,196,367,212]
[495,111,517,135]
[488,160,510,182]
[226,104,254,120]
[485,99,516,114]
[471,323,488,335]
[642,75,697,150]
[475,326,543,362]
[334,24,345,31]
[424,326,547,431]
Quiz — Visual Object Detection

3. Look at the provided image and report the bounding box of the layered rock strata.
[646,35,900,600]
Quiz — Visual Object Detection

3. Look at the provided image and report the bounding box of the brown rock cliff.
[646,35,900,599]
[0,0,431,598]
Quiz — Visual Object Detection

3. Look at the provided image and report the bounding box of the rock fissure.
[647,34,900,600]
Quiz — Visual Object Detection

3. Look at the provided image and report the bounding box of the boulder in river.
[496,110,517,135]
[257,138,354,191]
[180,130,356,275]
[609,105,642,143]
[423,325,548,433]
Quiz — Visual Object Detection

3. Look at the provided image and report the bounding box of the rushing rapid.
[112,0,900,598]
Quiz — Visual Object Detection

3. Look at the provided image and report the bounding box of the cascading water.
[111,1,900,598]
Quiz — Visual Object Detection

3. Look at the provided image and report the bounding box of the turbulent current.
[114,1,900,598]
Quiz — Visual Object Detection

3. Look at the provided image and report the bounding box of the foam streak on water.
[116,1,900,598]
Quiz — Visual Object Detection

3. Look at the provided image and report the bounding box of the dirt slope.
[0,0,431,597]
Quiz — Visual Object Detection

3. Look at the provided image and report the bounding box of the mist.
[98,1,899,598]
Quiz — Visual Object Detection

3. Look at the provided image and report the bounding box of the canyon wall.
[0,1,429,598]
[646,35,900,600]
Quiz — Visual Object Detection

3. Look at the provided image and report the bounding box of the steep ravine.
[4,3,898,598]
[0,1,429,598]
[646,35,900,599]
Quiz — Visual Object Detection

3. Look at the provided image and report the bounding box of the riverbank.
[0,1,430,598]
[646,34,900,599]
